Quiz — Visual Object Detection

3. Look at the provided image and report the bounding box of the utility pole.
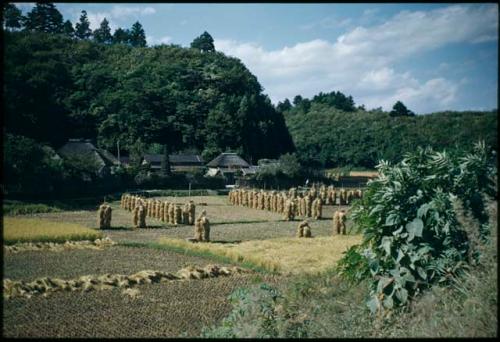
[117,139,120,161]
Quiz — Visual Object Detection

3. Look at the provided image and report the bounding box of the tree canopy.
[284,97,497,168]
[4,29,294,163]
[390,100,415,117]
[22,3,64,33]
[93,18,112,44]
[190,31,215,52]
[74,10,92,40]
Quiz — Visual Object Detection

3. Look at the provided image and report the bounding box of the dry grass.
[157,235,362,275]
[3,217,103,245]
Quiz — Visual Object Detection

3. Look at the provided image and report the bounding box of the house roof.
[241,165,259,175]
[206,153,250,168]
[170,154,204,164]
[57,140,119,169]
[143,154,204,165]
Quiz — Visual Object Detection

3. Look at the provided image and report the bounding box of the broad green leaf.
[395,288,408,304]
[377,277,393,293]
[417,266,427,280]
[406,218,424,241]
[385,213,399,226]
[396,249,404,263]
[383,295,394,309]
[417,203,430,218]
[367,296,380,314]
[380,236,393,255]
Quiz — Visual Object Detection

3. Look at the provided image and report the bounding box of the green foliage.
[112,27,130,44]
[62,19,74,38]
[2,3,23,30]
[74,10,92,40]
[129,21,146,47]
[285,101,497,168]
[3,133,64,195]
[93,18,112,44]
[338,141,496,315]
[190,31,215,52]
[22,3,64,33]
[390,100,415,117]
[311,90,356,112]
[3,200,62,216]
[279,153,301,178]
[201,283,286,338]
[5,30,293,165]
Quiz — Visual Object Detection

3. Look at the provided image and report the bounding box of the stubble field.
[3,194,359,337]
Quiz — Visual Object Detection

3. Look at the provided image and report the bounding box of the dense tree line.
[283,99,497,168]
[3,28,294,164]
[2,3,147,46]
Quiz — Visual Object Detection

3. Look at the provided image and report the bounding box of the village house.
[57,139,121,178]
[120,154,205,173]
[205,152,258,185]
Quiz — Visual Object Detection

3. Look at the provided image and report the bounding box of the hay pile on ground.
[3,264,252,300]
[227,185,362,219]
[97,204,112,229]
[4,237,115,253]
[333,210,347,235]
[121,194,196,226]
[297,220,312,238]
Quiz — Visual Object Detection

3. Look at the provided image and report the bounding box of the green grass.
[3,217,104,245]
[3,200,62,215]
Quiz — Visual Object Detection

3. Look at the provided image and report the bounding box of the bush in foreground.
[337,141,496,315]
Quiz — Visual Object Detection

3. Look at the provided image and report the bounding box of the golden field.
[3,217,103,245]
[157,235,362,275]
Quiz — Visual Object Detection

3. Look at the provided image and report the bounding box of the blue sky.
[15,3,498,114]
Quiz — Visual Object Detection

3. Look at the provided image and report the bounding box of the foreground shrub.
[337,141,496,315]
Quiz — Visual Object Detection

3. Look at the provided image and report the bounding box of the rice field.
[157,235,362,275]
[3,194,360,337]
[3,217,103,245]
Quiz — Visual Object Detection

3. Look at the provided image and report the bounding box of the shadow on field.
[212,220,271,226]
[100,226,134,231]
[186,239,242,244]
[210,240,242,244]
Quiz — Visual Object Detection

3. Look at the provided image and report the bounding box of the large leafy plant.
[338,141,496,315]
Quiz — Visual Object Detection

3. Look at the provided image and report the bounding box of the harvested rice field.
[3,245,235,281]
[4,194,358,337]
[3,273,285,338]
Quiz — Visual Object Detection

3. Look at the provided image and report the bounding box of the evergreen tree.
[3,3,23,31]
[390,101,415,117]
[113,27,130,45]
[190,31,215,52]
[75,10,92,40]
[292,95,303,106]
[62,20,74,38]
[23,3,63,33]
[276,98,292,113]
[93,18,112,44]
[129,21,146,47]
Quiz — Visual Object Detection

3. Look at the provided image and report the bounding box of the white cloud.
[109,6,156,18]
[146,35,172,46]
[215,4,498,113]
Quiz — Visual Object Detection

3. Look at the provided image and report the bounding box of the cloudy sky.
[15,3,498,113]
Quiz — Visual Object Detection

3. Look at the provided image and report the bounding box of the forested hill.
[4,30,294,162]
[282,99,497,168]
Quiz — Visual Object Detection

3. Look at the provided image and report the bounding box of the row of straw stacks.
[120,194,196,228]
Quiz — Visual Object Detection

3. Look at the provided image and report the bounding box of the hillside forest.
[2,3,498,197]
